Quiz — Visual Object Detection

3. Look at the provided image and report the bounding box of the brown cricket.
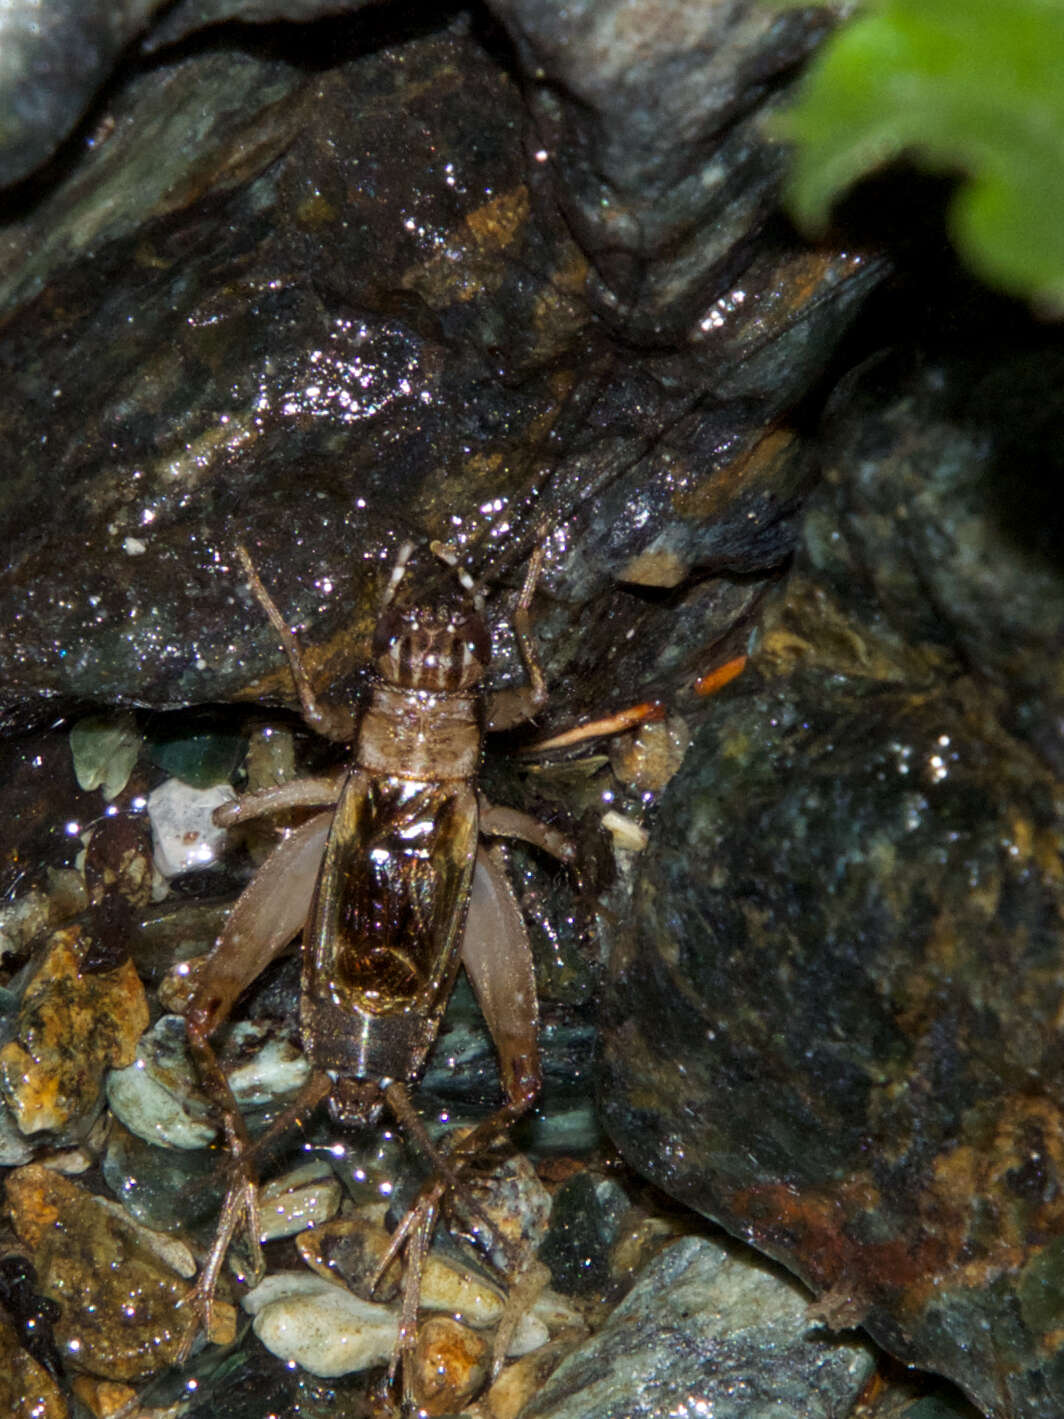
[177,538,578,1404]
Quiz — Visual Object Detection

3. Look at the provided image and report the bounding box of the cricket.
[175,533,615,1408]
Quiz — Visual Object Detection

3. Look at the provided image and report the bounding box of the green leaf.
[779,0,1064,310]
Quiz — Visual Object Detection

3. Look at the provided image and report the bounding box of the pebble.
[101,1118,225,1232]
[70,1376,139,1418]
[482,1339,579,1419]
[5,1164,234,1382]
[68,713,142,800]
[106,1013,310,1149]
[258,1160,342,1242]
[301,1213,509,1329]
[412,1313,489,1414]
[0,870,88,967]
[608,714,690,793]
[147,726,246,790]
[453,1150,553,1273]
[518,1235,875,1419]
[146,778,235,878]
[0,1313,68,1419]
[243,1272,399,1378]
[0,1102,35,1165]
[0,927,148,1138]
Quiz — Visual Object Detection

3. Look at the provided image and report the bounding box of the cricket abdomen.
[301,769,479,1084]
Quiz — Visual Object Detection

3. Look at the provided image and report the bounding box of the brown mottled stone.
[412,1314,490,1415]
[70,1376,137,1419]
[5,1164,196,1381]
[0,1314,68,1419]
[0,927,148,1136]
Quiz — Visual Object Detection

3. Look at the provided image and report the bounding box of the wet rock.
[0,2,154,187]
[303,1212,509,1330]
[146,779,236,878]
[127,896,230,987]
[0,871,88,971]
[539,1172,618,1298]
[812,346,1064,773]
[69,1376,139,1418]
[68,713,142,801]
[106,1012,310,1149]
[244,1271,399,1378]
[0,11,879,718]
[101,1118,226,1232]
[482,1338,577,1419]
[0,1254,63,1383]
[79,814,160,977]
[243,722,298,793]
[600,348,1064,1417]
[106,1014,214,1149]
[421,972,598,1122]
[490,0,845,338]
[0,1313,68,1419]
[520,1235,875,1419]
[0,926,148,1138]
[0,729,96,928]
[166,1348,300,1419]
[0,1104,35,1165]
[411,1312,489,1415]
[451,1149,553,1274]
[147,720,247,789]
[4,1163,221,1381]
[258,1159,342,1242]
[608,715,691,795]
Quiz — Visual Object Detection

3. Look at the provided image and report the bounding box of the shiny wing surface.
[304,770,479,1023]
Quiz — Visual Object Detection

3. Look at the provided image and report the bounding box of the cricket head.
[372,597,491,693]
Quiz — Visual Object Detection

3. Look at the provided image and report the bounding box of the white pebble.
[246,1272,399,1377]
[147,779,235,878]
[258,1161,342,1242]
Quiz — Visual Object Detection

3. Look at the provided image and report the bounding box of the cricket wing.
[302,770,479,1081]
[462,844,540,1109]
[188,809,333,1038]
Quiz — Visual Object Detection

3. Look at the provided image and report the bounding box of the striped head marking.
[373,599,491,692]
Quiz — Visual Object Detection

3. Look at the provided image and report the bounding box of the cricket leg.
[369,845,544,1407]
[236,544,357,743]
[177,811,332,1357]
[213,770,345,829]
[484,546,549,731]
[477,796,575,868]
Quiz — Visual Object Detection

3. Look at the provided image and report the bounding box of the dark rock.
[0,1311,68,1419]
[600,350,1064,1418]
[490,0,845,339]
[538,1171,619,1297]
[522,1234,875,1419]
[0,1255,63,1382]
[0,10,879,717]
[0,2,158,187]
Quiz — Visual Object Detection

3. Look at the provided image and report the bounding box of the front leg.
[213,769,346,829]
[236,544,357,744]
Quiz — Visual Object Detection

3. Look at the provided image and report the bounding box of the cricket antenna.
[429,538,486,612]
